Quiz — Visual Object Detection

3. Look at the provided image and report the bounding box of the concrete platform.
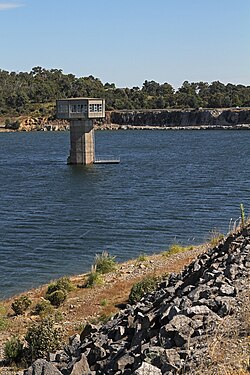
[94,159,120,164]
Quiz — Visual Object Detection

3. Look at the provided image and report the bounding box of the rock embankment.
[109,108,250,128]
[3,117,70,132]
[24,224,250,375]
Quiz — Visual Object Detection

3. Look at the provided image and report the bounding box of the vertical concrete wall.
[68,119,95,165]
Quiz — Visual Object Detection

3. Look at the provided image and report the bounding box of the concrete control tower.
[56,98,105,164]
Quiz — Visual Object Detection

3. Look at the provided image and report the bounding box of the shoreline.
[97,123,250,131]
[0,244,207,374]
[1,107,250,132]
[0,224,249,374]
[0,123,250,132]
[0,244,206,303]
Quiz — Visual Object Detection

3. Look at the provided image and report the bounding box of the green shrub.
[45,276,73,307]
[34,300,54,317]
[46,276,74,295]
[11,295,32,315]
[46,289,67,307]
[85,271,103,288]
[129,276,158,304]
[46,283,58,295]
[94,251,117,274]
[57,276,74,291]
[4,336,24,364]
[25,317,62,361]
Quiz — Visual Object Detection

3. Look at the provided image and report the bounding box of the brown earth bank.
[1,108,250,132]
[0,224,249,374]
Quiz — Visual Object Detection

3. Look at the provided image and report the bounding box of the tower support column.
[68,119,95,165]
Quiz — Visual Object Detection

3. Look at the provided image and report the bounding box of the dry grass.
[192,284,250,375]
[162,244,194,257]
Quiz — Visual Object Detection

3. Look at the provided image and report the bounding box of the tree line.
[0,66,250,117]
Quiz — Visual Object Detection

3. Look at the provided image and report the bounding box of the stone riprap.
[24,225,250,375]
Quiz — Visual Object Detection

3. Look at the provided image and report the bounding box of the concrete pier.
[68,119,95,164]
[56,97,105,165]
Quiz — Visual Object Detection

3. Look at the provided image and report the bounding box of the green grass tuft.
[129,276,158,304]
[162,244,193,257]
[209,230,224,248]
[94,251,117,274]
[85,271,103,288]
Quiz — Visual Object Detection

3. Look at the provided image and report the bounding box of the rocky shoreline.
[1,108,250,132]
[22,224,249,375]
[98,124,250,131]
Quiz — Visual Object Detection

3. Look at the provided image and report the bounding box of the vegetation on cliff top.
[1,67,250,118]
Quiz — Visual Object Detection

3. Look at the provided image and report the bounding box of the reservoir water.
[0,130,249,299]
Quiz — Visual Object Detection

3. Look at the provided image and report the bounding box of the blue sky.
[0,0,249,88]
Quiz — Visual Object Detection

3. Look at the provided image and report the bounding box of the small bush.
[46,276,74,295]
[94,251,117,274]
[57,276,74,291]
[34,300,54,317]
[46,283,58,296]
[25,317,62,361]
[11,295,32,315]
[46,289,67,307]
[129,276,158,304]
[4,336,24,364]
[45,276,73,307]
[85,271,103,288]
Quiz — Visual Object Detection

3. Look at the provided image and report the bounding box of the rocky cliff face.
[18,117,70,132]
[3,117,70,132]
[109,109,250,128]
[24,224,250,375]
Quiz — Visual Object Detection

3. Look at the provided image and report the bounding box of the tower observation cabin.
[56,98,105,165]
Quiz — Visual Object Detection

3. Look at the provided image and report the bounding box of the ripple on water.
[0,130,249,298]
